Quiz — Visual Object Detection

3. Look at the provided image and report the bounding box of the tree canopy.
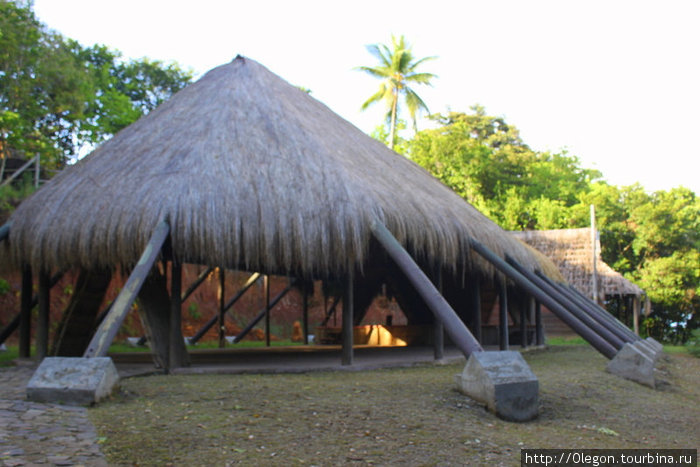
[408,106,699,342]
[0,0,192,168]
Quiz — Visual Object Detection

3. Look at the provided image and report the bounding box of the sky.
[32,0,700,194]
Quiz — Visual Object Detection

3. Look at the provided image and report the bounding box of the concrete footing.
[633,340,661,362]
[455,351,538,422]
[26,357,120,406]
[606,343,655,388]
[645,337,664,353]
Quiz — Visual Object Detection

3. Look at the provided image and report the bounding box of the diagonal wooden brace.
[83,221,170,358]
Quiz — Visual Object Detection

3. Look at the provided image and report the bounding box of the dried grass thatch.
[511,228,644,298]
[5,56,551,279]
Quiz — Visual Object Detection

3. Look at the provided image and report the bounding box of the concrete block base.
[633,340,661,362]
[606,343,655,388]
[26,357,120,406]
[455,351,538,422]
[645,337,664,353]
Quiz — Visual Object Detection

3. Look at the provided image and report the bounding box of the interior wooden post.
[265,275,271,347]
[36,270,51,359]
[527,296,536,346]
[218,268,226,348]
[302,281,309,345]
[535,300,544,346]
[169,261,188,369]
[433,267,444,361]
[472,276,482,343]
[342,266,354,366]
[19,267,32,358]
[498,276,509,350]
[520,292,527,348]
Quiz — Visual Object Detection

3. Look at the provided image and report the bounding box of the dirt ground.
[89,345,700,466]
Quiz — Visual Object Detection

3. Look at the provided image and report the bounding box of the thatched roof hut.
[510,229,643,298]
[511,228,645,335]
[4,56,552,281]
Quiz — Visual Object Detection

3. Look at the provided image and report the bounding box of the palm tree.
[356,35,437,149]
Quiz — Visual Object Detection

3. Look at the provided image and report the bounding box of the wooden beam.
[19,267,32,358]
[0,157,37,188]
[370,219,483,357]
[474,244,616,359]
[36,270,51,359]
[535,300,544,346]
[218,268,226,348]
[302,281,309,345]
[341,265,354,366]
[181,266,215,302]
[232,280,296,343]
[264,275,270,347]
[187,272,261,345]
[520,292,528,348]
[432,268,444,361]
[471,276,482,343]
[169,261,186,370]
[0,271,63,347]
[83,221,170,358]
[498,276,509,350]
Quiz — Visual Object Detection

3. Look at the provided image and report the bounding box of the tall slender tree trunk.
[388,89,399,150]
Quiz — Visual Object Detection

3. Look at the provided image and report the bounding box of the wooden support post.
[632,296,640,336]
[472,276,482,343]
[36,270,50,359]
[302,281,309,345]
[1,272,64,348]
[169,261,185,370]
[218,268,226,348]
[19,267,32,358]
[527,296,536,346]
[520,293,528,348]
[265,275,271,347]
[342,265,354,366]
[535,300,544,346]
[84,221,170,358]
[433,267,444,361]
[370,219,483,356]
[498,276,509,350]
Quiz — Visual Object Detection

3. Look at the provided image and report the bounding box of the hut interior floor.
[110,344,546,378]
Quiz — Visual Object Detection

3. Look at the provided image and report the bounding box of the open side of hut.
[511,228,647,336]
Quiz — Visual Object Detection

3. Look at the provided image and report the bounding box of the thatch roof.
[5,56,554,280]
[511,228,644,298]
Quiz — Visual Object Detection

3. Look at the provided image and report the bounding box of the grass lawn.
[88,345,700,466]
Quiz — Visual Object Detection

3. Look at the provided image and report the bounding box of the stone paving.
[0,363,108,467]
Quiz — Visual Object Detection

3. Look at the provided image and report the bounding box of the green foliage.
[187,302,202,320]
[356,35,436,149]
[0,0,192,168]
[410,106,601,230]
[685,329,700,358]
[0,277,10,294]
[0,173,36,211]
[410,105,699,343]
